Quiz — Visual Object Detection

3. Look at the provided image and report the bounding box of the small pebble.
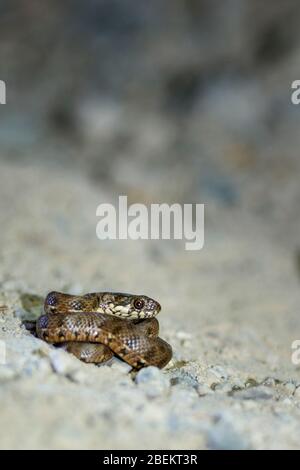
[110,357,132,374]
[209,365,229,381]
[282,398,293,406]
[170,371,198,388]
[170,385,199,404]
[197,383,214,396]
[49,349,80,376]
[245,377,259,387]
[214,382,233,394]
[231,377,245,389]
[263,377,276,387]
[283,382,296,395]
[136,366,170,398]
[69,368,89,384]
[233,385,274,400]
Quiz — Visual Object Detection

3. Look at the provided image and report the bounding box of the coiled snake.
[34,291,172,369]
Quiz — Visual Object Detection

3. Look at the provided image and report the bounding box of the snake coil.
[35,291,172,369]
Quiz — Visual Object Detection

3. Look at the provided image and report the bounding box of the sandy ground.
[0,159,300,449]
[1,0,300,451]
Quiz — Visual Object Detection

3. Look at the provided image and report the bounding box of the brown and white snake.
[33,291,172,369]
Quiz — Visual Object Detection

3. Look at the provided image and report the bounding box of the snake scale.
[34,291,172,369]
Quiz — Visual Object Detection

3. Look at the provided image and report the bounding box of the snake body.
[36,291,172,369]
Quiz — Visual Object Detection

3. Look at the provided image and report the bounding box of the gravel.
[0,160,300,449]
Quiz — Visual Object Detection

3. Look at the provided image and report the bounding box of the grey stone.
[233,386,274,400]
[136,366,170,398]
[283,382,296,395]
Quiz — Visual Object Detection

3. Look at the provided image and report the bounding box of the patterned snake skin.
[35,291,172,369]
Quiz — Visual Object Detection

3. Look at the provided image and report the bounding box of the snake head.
[130,295,161,318]
[101,293,161,319]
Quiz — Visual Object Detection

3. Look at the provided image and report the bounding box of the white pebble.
[110,357,133,374]
[282,398,292,406]
[284,382,296,395]
[136,366,170,398]
[197,383,214,396]
[49,349,80,376]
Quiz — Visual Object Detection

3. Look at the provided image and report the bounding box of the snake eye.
[133,298,145,310]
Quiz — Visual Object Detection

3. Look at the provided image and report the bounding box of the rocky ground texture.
[1,159,300,450]
[1,0,300,450]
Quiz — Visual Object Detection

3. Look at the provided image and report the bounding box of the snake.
[33,291,172,369]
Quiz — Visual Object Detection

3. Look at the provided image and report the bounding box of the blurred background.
[1,0,300,449]
[0,0,299,218]
[1,0,300,355]
[1,0,300,227]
